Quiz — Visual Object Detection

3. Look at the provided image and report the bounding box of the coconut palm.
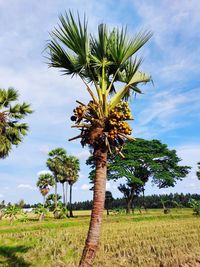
[36,173,54,206]
[197,162,200,180]
[0,87,32,158]
[47,11,152,266]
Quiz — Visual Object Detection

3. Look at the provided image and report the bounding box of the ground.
[0,209,200,267]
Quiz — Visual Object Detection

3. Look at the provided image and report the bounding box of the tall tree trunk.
[126,190,134,214]
[126,197,132,214]
[106,208,109,216]
[43,195,46,207]
[54,182,57,209]
[65,182,68,208]
[79,148,107,267]
[62,183,65,206]
[69,182,73,217]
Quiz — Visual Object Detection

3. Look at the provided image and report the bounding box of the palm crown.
[47,11,152,154]
[0,87,32,158]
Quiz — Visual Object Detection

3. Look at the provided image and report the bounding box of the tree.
[108,139,191,213]
[197,162,200,180]
[4,204,22,224]
[0,87,32,158]
[46,193,62,211]
[36,173,54,206]
[105,191,113,215]
[47,148,68,209]
[47,11,152,266]
[67,156,80,217]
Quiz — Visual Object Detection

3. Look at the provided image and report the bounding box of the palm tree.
[36,173,54,206]
[47,11,152,266]
[67,156,80,217]
[0,87,32,158]
[197,162,200,180]
[47,148,68,210]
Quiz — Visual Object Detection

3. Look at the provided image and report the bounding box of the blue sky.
[0,0,200,204]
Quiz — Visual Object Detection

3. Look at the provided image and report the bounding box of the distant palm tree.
[36,173,54,206]
[0,87,32,158]
[197,162,200,180]
[47,11,151,266]
[67,156,80,217]
[47,148,68,209]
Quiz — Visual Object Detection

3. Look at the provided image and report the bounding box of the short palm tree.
[47,11,152,266]
[197,162,200,180]
[0,87,32,158]
[36,173,54,206]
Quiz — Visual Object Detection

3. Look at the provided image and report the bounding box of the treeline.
[71,193,200,210]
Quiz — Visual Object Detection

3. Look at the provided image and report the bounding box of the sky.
[0,0,200,204]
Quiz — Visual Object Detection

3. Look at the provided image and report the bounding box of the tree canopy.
[87,138,191,213]
[0,88,32,158]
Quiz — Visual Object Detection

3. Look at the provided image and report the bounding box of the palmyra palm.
[0,87,32,159]
[36,173,54,206]
[67,156,80,217]
[47,11,152,266]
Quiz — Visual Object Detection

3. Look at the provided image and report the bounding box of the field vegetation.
[0,209,200,267]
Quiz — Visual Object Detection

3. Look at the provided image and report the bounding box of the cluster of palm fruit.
[70,100,133,152]
[106,101,132,144]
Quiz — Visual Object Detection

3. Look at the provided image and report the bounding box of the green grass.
[0,209,200,267]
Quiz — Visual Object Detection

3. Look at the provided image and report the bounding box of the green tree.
[67,156,80,217]
[36,173,54,206]
[47,11,152,266]
[47,148,68,209]
[4,204,21,224]
[108,139,191,213]
[46,193,62,211]
[197,162,200,180]
[0,87,32,158]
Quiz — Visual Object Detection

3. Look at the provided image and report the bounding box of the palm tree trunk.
[62,183,65,206]
[69,182,73,217]
[54,182,57,209]
[65,182,68,208]
[79,148,107,267]
[43,195,46,207]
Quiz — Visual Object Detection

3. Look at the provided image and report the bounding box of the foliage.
[4,205,22,223]
[0,87,32,158]
[46,194,62,211]
[53,205,68,219]
[71,193,200,210]
[189,198,200,216]
[36,172,55,201]
[47,11,152,153]
[34,204,48,221]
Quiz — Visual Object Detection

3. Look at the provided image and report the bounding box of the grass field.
[0,209,200,267]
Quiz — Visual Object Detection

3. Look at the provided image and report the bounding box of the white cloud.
[75,150,91,160]
[81,184,91,191]
[188,183,200,190]
[17,184,36,190]
[0,194,4,198]
[134,88,200,138]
